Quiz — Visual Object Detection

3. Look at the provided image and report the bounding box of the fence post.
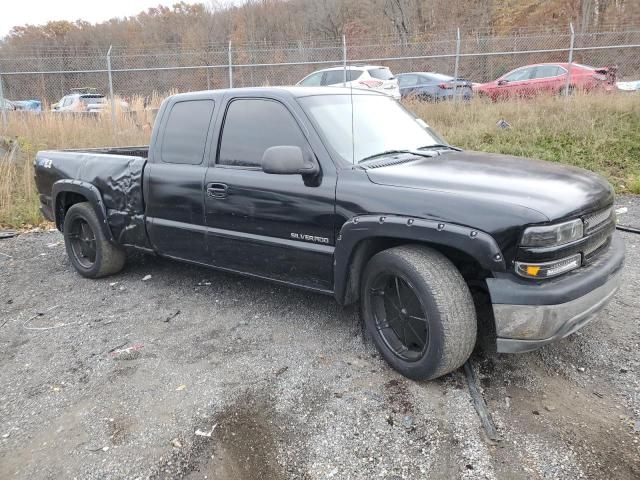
[342,34,347,86]
[0,73,7,130]
[106,45,116,132]
[453,28,461,101]
[228,41,233,88]
[564,23,575,96]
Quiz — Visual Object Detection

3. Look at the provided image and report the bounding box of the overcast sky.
[0,0,184,39]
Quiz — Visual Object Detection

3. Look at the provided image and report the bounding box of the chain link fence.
[0,25,639,108]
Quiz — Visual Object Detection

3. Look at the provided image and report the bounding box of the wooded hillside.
[1,0,638,54]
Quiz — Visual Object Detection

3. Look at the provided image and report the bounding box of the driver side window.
[218,99,309,168]
[503,67,534,82]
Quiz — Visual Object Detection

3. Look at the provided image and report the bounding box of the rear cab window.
[218,98,309,168]
[368,68,393,80]
[161,100,215,165]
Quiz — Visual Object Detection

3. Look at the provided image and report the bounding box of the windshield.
[298,94,446,164]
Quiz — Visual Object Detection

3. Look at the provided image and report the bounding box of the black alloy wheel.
[67,217,97,268]
[369,273,429,362]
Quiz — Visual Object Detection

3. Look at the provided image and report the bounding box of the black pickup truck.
[35,87,624,380]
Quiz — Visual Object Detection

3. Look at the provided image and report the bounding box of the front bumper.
[487,232,625,353]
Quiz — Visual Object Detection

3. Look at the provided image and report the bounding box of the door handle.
[207,183,228,199]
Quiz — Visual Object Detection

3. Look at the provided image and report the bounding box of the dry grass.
[0,143,41,228]
[0,99,152,229]
[1,91,639,229]
[408,91,640,193]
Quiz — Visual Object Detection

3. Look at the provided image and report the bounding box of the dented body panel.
[36,148,150,248]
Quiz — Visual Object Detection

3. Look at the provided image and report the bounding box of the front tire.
[361,245,477,380]
[63,202,126,278]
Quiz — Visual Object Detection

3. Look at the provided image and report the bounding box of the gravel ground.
[1,197,639,480]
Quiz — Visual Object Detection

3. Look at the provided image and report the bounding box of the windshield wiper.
[416,144,462,152]
[358,149,435,164]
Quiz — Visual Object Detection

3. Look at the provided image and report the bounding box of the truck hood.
[364,151,614,222]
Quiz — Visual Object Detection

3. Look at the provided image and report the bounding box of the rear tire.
[63,202,126,278]
[360,245,477,380]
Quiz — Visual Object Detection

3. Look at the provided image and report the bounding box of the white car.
[52,93,129,113]
[297,65,401,99]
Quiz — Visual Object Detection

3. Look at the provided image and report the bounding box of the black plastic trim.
[52,180,114,242]
[334,215,506,304]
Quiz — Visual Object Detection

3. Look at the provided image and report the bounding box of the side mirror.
[262,146,318,176]
[497,79,508,86]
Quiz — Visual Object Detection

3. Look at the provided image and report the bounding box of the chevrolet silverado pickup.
[34,87,625,380]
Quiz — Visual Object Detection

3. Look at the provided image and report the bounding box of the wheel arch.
[334,215,506,305]
[52,180,114,242]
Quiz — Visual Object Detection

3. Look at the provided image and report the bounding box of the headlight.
[515,254,582,279]
[521,219,583,247]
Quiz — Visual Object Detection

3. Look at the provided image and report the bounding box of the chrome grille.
[583,207,613,234]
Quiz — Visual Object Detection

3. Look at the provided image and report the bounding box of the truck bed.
[35,147,149,248]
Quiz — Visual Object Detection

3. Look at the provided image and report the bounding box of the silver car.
[297,65,400,99]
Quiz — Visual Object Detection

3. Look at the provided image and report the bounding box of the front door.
[204,96,337,292]
[497,66,536,99]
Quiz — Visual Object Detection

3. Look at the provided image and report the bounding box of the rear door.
[145,95,215,263]
[203,95,337,291]
[530,65,565,94]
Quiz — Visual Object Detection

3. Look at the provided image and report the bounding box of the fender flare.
[333,215,506,304]
[52,180,114,242]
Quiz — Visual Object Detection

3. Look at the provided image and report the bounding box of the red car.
[474,63,616,100]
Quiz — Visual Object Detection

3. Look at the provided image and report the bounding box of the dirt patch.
[201,395,283,479]
[151,392,284,480]
[106,416,133,446]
